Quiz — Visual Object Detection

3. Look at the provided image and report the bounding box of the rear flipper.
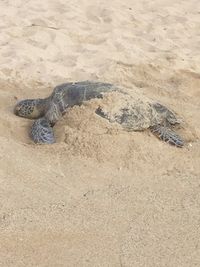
[150,125,184,147]
[30,117,55,144]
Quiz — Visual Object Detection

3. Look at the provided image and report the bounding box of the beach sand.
[0,0,200,266]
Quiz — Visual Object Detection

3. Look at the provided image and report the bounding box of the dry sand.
[0,0,200,266]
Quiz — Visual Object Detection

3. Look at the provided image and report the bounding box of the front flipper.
[150,125,184,147]
[30,117,55,144]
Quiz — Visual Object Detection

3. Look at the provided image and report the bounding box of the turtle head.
[14,99,47,119]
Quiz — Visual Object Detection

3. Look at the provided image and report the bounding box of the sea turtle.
[14,81,184,147]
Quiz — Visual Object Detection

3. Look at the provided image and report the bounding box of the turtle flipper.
[153,103,182,125]
[150,125,184,147]
[30,117,55,144]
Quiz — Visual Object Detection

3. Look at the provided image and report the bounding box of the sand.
[0,0,200,266]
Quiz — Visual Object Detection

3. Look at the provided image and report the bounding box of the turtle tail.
[30,117,55,144]
[150,125,184,147]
